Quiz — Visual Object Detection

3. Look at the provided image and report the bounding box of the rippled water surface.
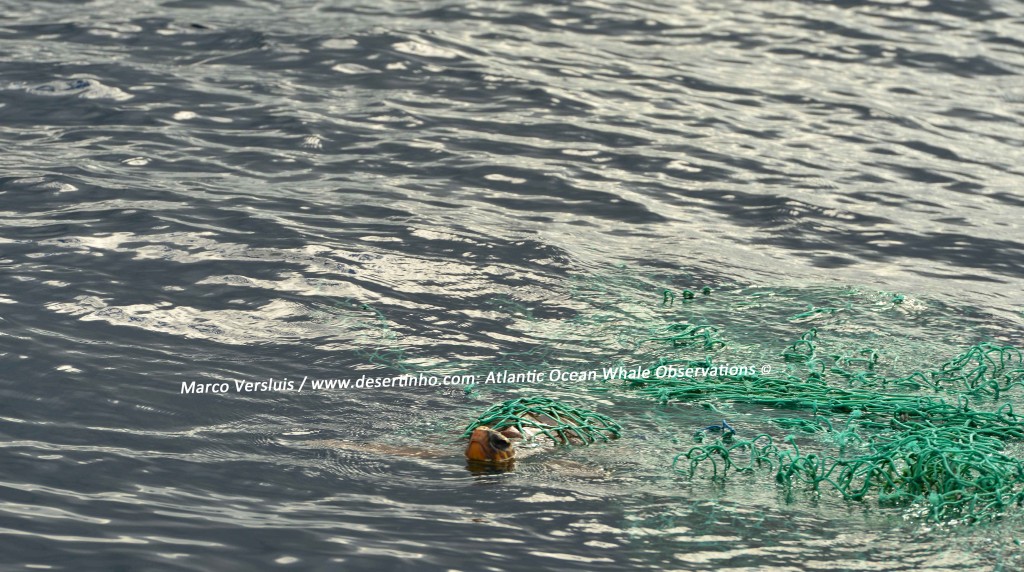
[2,0,1024,570]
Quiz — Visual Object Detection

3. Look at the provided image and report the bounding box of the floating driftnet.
[636,289,1024,522]
[328,270,1022,524]
[463,396,622,444]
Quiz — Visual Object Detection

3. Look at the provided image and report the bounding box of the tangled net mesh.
[633,288,1024,522]
[361,270,1021,525]
[463,396,622,444]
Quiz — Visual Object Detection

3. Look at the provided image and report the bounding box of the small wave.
[23,78,132,100]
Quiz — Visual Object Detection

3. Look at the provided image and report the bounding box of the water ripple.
[2,0,1023,570]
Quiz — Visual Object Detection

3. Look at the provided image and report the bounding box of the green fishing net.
[463,396,622,444]
[638,289,1024,522]
[321,271,1024,524]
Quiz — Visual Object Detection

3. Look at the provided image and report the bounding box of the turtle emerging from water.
[306,396,621,472]
[462,397,622,465]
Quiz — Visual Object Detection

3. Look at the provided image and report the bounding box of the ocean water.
[1,0,1023,570]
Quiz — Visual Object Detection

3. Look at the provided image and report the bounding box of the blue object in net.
[694,419,736,441]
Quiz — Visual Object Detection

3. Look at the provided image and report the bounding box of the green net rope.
[463,397,622,444]
[636,291,1024,522]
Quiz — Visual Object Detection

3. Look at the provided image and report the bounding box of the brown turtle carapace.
[462,398,621,467]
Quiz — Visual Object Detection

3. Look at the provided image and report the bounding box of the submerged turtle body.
[462,397,622,464]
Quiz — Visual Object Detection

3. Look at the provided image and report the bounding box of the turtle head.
[465,426,515,463]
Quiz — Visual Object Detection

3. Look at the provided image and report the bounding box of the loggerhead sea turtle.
[307,397,621,471]
[462,397,621,466]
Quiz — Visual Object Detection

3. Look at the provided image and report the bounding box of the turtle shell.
[463,397,621,445]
